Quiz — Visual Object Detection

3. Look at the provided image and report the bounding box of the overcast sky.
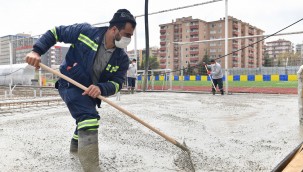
[1,0,302,50]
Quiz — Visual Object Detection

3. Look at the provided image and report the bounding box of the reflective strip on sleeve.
[77,119,99,130]
[109,81,119,94]
[50,28,58,41]
[73,134,79,140]
[78,33,98,51]
[87,128,98,131]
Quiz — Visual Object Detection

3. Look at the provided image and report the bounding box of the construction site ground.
[0,92,301,171]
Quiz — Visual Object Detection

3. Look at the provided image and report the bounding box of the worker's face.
[113,22,134,48]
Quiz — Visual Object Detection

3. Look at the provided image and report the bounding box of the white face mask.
[115,36,131,49]
[211,63,215,67]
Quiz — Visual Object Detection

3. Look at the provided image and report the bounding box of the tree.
[140,56,159,70]
[277,52,301,66]
[201,52,210,75]
[264,53,272,67]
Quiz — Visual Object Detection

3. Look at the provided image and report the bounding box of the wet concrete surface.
[0,92,302,171]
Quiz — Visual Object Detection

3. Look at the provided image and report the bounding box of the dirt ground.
[0,92,302,172]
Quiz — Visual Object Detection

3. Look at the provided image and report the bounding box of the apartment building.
[43,46,69,68]
[159,16,264,71]
[127,46,159,67]
[296,43,303,58]
[0,34,68,67]
[265,39,293,59]
[0,34,36,65]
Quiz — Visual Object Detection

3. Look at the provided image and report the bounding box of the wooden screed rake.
[39,63,195,171]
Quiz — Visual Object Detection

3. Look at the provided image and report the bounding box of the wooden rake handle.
[204,64,217,91]
[39,63,188,151]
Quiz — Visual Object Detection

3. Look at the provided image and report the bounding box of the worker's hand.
[82,85,101,98]
[25,51,41,70]
[207,71,211,75]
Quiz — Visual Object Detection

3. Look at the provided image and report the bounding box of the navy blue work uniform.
[32,23,129,141]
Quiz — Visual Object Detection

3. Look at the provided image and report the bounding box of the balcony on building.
[160,41,166,46]
[190,38,199,42]
[160,29,166,34]
[189,25,199,29]
[160,35,166,39]
[159,52,166,56]
[232,57,238,61]
[190,44,199,49]
[248,30,254,35]
[160,64,166,69]
[233,24,238,29]
[189,51,199,55]
[160,59,166,63]
[160,47,166,51]
[190,57,199,62]
[190,31,199,36]
[232,30,238,36]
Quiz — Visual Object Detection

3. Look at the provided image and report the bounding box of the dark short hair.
[109,9,136,29]
[132,59,136,62]
[210,59,215,63]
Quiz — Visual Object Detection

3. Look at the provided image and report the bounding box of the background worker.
[127,59,137,94]
[204,59,224,95]
[25,9,136,171]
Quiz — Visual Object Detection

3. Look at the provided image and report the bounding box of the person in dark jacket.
[25,9,136,171]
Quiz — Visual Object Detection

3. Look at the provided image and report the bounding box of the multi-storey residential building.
[127,46,159,68]
[0,34,36,65]
[43,46,69,67]
[127,49,143,64]
[0,34,68,67]
[159,16,264,71]
[296,43,303,58]
[265,39,293,59]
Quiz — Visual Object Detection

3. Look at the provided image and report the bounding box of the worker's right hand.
[25,51,41,70]
[82,85,101,98]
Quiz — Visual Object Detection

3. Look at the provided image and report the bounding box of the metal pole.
[134,17,138,91]
[169,69,172,90]
[9,41,13,97]
[166,42,170,69]
[180,44,184,90]
[165,42,170,90]
[224,0,229,94]
[143,0,150,92]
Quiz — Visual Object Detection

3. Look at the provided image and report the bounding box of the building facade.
[42,46,69,68]
[0,34,37,65]
[127,46,159,68]
[265,39,293,59]
[0,34,68,67]
[296,43,303,58]
[159,16,264,72]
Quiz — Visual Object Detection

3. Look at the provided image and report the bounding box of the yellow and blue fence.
[137,74,298,81]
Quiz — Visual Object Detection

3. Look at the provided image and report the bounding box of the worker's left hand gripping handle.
[25,51,41,70]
